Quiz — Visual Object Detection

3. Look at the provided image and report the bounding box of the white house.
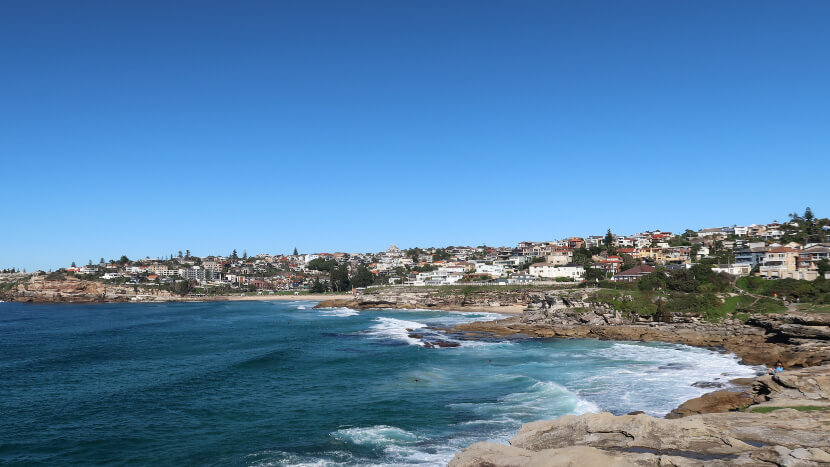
[528,263,585,280]
[475,263,506,277]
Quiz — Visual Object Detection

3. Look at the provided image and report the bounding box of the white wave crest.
[331,425,421,447]
[451,379,599,426]
[367,317,427,346]
[581,342,762,415]
[317,307,360,317]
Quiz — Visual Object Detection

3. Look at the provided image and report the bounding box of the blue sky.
[1,1,829,271]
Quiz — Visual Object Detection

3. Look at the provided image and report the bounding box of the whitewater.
[0,300,761,466]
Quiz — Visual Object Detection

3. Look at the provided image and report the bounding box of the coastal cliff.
[313,286,557,312]
[2,275,179,303]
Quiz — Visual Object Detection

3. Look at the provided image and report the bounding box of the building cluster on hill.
[36,209,830,293]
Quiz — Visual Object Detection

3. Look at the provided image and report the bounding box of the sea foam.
[367,317,427,346]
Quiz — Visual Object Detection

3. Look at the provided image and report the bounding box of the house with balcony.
[545,249,573,266]
[797,245,830,271]
[759,247,800,279]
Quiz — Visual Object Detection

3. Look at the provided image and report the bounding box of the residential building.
[612,264,656,282]
[528,263,585,280]
[711,263,752,276]
[545,249,573,266]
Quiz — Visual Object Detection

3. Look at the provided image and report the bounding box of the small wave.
[331,425,421,447]
[451,379,599,425]
[246,449,355,467]
[317,307,360,317]
[580,342,761,415]
[296,305,307,310]
[367,317,426,346]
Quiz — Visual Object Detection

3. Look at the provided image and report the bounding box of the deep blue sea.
[0,300,760,466]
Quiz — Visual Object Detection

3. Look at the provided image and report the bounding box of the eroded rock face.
[9,275,178,303]
[314,287,535,311]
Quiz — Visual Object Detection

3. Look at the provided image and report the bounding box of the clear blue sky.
[1,1,828,271]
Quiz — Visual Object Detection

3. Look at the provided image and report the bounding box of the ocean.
[0,300,760,466]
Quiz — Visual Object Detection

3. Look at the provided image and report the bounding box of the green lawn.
[794,303,830,314]
[748,405,830,413]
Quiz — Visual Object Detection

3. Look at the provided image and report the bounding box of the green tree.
[307,258,336,272]
[572,247,594,267]
[186,249,191,258]
[330,264,351,292]
[293,247,298,256]
[309,277,326,293]
[118,255,130,265]
[71,261,76,268]
[620,253,637,271]
[99,257,105,264]
[178,251,183,258]
[231,249,238,260]
[817,259,830,277]
[351,265,375,288]
[242,249,248,260]
[584,267,605,281]
[604,229,614,247]
[638,271,667,291]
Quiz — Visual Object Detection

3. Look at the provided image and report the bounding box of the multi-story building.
[528,263,584,280]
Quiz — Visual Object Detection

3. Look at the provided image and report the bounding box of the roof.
[615,264,656,277]
[768,247,799,253]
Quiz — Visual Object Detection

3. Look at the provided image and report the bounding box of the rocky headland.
[1,275,181,303]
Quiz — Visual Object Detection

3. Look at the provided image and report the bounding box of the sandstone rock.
[666,390,752,418]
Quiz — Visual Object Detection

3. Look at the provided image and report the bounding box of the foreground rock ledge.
[451,365,830,467]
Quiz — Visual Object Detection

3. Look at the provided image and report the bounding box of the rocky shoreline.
[446,292,830,466]
[321,288,830,466]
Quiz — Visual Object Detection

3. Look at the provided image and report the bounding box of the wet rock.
[691,381,725,389]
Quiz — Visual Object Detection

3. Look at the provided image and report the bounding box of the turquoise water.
[0,301,759,466]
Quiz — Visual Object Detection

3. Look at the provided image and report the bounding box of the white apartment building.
[528,263,585,280]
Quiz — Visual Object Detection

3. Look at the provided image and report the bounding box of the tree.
[330,264,351,292]
[805,207,814,222]
[185,249,191,258]
[667,269,698,293]
[307,258,336,272]
[242,249,248,260]
[293,247,298,256]
[620,253,637,271]
[638,271,667,291]
[309,277,326,293]
[604,229,614,247]
[351,265,375,288]
[572,247,593,267]
[817,259,830,277]
[584,267,605,281]
[118,255,130,265]
[99,257,105,264]
[71,261,76,268]
[231,249,238,260]
[88,259,93,266]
